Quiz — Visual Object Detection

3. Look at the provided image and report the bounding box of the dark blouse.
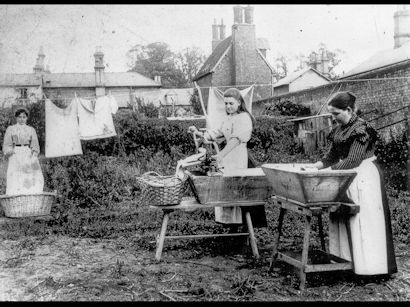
[321,113,379,170]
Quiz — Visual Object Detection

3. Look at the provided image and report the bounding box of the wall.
[273,85,289,96]
[110,87,137,108]
[259,61,410,140]
[0,86,42,108]
[43,88,94,107]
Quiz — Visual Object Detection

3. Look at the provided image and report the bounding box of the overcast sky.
[0,4,403,77]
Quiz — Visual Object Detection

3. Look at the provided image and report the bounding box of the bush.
[375,131,409,191]
[265,100,311,117]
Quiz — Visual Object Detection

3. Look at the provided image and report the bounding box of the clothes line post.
[194,81,207,118]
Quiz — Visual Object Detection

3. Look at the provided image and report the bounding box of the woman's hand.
[188,126,198,134]
[301,161,323,171]
[211,154,223,168]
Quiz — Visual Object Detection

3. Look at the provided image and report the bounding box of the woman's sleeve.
[30,127,40,154]
[2,127,13,156]
[230,113,252,143]
[320,143,340,169]
[330,138,368,170]
[320,129,339,168]
[330,128,370,170]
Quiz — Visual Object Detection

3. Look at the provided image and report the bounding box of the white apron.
[329,156,397,275]
[6,146,44,195]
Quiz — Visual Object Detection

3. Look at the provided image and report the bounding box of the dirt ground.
[1,218,410,302]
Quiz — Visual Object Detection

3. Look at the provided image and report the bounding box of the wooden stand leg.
[317,214,327,253]
[300,215,312,290]
[155,212,170,261]
[269,207,286,272]
[245,211,259,259]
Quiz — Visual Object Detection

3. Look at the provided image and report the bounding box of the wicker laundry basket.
[136,171,188,206]
[0,192,57,218]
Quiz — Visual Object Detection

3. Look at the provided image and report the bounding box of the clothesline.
[4,75,410,102]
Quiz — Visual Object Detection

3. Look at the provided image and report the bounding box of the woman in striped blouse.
[311,91,397,277]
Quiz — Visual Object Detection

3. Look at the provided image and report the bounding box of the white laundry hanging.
[77,95,118,140]
[45,98,83,158]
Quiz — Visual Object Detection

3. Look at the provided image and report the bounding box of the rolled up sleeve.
[231,113,252,143]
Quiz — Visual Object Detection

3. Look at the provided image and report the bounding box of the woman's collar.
[342,113,357,127]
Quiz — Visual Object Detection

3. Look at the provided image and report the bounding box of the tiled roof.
[193,36,232,81]
[0,74,42,86]
[42,73,95,87]
[42,72,160,88]
[104,72,160,87]
[0,71,160,88]
[273,67,331,87]
[340,41,410,79]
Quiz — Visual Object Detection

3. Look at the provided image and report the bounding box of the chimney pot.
[394,7,410,48]
[233,6,243,24]
[244,5,254,24]
[219,22,226,40]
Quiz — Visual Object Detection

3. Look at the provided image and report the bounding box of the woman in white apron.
[189,88,267,227]
[311,91,397,276]
[2,107,44,195]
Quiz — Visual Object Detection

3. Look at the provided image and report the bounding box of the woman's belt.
[14,144,29,147]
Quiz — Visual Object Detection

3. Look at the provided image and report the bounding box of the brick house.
[0,46,162,109]
[193,5,275,110]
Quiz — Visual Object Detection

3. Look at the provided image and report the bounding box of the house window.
[19,88,28,99]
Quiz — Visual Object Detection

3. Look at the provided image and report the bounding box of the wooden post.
[269,207,286,272]
[193,81,207,117]
[305,131,315,155]
[317,214,326,253]
[406,110,410,191]
[245,211,259,259]
[155,212,170,261]
[299,215,312,290]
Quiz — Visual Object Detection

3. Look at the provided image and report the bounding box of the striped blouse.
[320,113,378,170]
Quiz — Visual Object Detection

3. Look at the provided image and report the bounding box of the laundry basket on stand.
[136,172,189,206]
[0,192,57,218]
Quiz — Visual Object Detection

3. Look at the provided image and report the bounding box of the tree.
[126,42,206,88]
[127,42,183,88]
[273,55,289,81]
[175,47,207,87]
[293,43,345,80]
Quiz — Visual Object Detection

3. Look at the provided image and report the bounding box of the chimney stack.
[94,46,105,96]
[232,5,257,85]
[394,5,410,48]
[244,5,254,24]
[233,5,243,24]
[309,52,318,70]
[212,18,218,41]
[212,18,226,51]
[320,50,329,76]
[154,75,162,84]
[219,19,226,40]
[33,46,46,74]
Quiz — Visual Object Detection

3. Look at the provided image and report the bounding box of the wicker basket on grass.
[136,171,188,206]
[0,192,57,218]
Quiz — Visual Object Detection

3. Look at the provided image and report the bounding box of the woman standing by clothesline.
[2,106,44,195]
